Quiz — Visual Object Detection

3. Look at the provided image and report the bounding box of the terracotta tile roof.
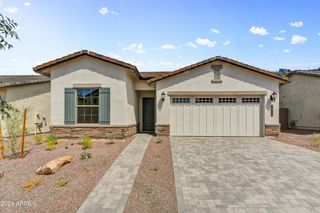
[33,50,141,78]
[0,75,50,88]
[287,71,320,78]
[147,56,288,83]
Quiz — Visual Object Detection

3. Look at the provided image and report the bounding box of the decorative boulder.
[36,156,74,175]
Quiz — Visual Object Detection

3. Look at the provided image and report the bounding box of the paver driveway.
[171,137,320,213]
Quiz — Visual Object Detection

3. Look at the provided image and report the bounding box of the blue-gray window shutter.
[64,88,76,125]
[99,88,110,124]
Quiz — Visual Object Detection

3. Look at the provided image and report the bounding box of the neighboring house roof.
[33,50,141,78]
[0,75,50,88]
[287,71,320,78]
[147,56,288,83]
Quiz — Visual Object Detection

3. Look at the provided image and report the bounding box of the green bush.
[46,140,57,151]
[5,110,22,157]
[33,135,43,144]
[106,133,115,141]
[46,134,58,144]
[311,134,320,147]
[81,149,91,160]
[80,136,93,150]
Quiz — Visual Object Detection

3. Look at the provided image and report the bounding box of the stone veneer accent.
[50,124,137,138]
[155,124,170,135]
[265,124,281,137]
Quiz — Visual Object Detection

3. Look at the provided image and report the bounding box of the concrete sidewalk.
[77,134,152,213]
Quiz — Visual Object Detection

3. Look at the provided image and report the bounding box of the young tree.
[0,98,17,159]
[0,13,19,50]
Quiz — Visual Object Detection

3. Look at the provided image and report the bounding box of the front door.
[142,98,155,131]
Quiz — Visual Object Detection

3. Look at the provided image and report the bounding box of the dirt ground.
[124,136,178,213]
[0,135,131,213]
[275,128,320,152]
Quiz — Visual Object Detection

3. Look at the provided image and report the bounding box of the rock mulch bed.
[124,136,178,213]
[275,129,320,152]
[0,137,131,213]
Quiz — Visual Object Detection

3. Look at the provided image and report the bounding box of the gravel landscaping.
[124,136,177,213]
[275,129,320,152]
[0,135,131,213]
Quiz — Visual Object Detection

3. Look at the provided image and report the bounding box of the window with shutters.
[76,88,99,123]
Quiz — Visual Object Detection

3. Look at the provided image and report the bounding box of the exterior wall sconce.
[270,92,278,102]
[161,92,166,101]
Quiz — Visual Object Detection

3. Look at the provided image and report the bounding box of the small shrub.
[80,136,93,150]
[5,110,22,157]
[81,149,91,160]
[34,135,43,144]
[311,134,320,147]
[46,134,58,144]
[46,140,57,151]
[21,176,44,190]
[106,133,115,141]
[155,137,162,144]
[54,178,70,187]
[149,165,160,172]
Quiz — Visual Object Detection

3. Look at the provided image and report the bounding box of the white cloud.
[111,11,119,15]
[222,40,230,46]
[177,55,183,59]
[290,21,303,27]
[24,2,30,6]
[4,6,18,13]
[211,28,220,34]
[160,44,178,50]
[318,33,320,36]
[123,43,145,54]
[258,44,264,47]
[283,49,290,53]
[249,26,269,36]
[280,30,286,33]
[187,41,197,48]
[195,38,216,48]
[273,36,285,41]
[99,7,109,15]
[291,35,307,44]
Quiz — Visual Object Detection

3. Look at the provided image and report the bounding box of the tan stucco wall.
[2,82,51,135]
[155,62,280,127]
[50,56,138,126]
[280,75,320,129]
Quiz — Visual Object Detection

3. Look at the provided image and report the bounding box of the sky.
[0,0,320,75]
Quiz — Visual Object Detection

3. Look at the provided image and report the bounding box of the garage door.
[170,97,261,136]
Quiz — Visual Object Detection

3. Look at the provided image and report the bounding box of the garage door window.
[242,97,260,103]
[195,98,213,103]
[172,98,190,104]
[218,97,237,103]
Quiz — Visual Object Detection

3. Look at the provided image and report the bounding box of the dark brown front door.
[142,98,155,131]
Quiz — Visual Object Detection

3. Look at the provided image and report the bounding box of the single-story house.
[32,50,287,138]
[280,71,320,130]
[0,75,51,135]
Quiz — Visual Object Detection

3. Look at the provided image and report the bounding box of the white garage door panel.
[170,97,261,136]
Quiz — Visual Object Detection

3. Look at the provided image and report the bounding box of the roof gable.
[147,56,288,83]
[33,50,141,78]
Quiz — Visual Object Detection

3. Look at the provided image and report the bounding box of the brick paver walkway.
[172,137,320,213]
[77,134,151,213]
